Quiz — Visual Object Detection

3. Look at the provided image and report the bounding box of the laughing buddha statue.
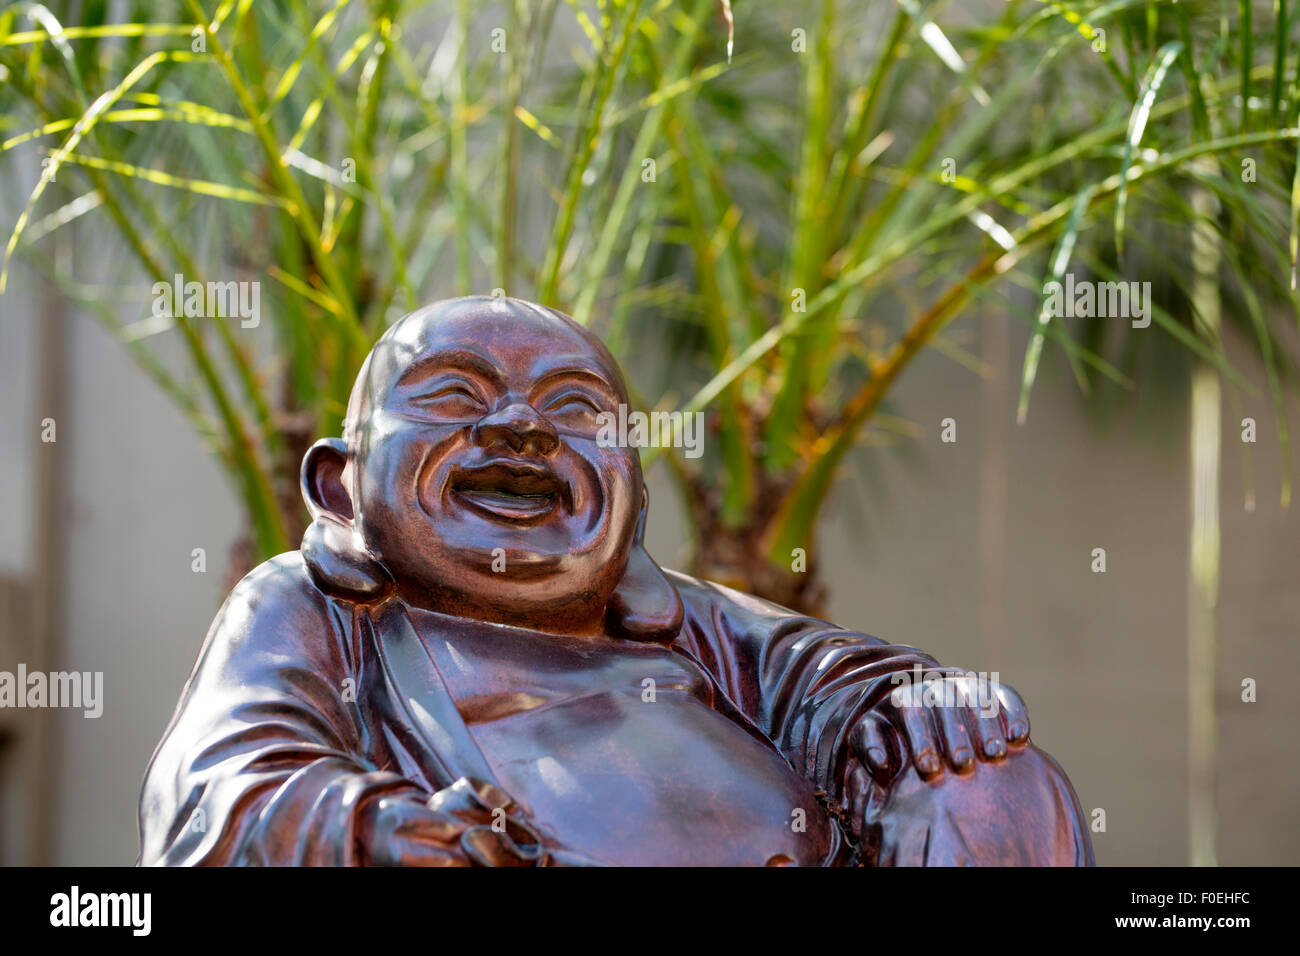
[139,295,1092,867]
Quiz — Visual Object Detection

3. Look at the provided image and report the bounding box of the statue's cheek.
[586,443,640,492]
[362,425,463,490]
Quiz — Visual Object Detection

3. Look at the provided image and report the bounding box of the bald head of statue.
[299,295,683,642]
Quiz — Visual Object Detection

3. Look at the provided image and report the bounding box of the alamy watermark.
[152,273,260,328]
[596,405,704,459]
[1043,272,1151,328]
[0,664,102,718]
[888,665,1001,719]
[50,886,150,936]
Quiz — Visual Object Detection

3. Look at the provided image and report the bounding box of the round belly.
[471,691,835,866]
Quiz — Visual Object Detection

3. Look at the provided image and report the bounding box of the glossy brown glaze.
[139,296,1093,866]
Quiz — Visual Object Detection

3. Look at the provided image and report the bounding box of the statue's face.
[350,297,640,631]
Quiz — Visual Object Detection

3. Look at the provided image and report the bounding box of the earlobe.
[300,438,392,602]
[605,489,684,644]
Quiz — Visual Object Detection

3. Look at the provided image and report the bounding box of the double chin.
[400,558,616,635]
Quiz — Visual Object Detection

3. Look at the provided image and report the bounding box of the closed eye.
[406,379,488,420]
[542,391,604,414]
[417,382,484,404]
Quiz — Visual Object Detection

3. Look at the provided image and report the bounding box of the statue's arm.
[669,572,940,799]
[138,555,440,866]
[669,572,1093,865]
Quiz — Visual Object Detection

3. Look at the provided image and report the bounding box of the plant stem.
[1187,158,1221,867]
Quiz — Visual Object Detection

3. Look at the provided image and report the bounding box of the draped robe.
[139,553,1092,866]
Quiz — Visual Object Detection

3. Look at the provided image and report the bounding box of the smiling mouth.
[449,460,568,523]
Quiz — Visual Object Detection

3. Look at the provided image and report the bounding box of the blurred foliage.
[2,0,1298,606]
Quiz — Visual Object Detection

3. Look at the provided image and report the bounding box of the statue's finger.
[460,824,542,867]
[428,782,479,819]
[896,697,944,778]
[850,714,898,784]
[970,696,1008,760]
[430,776,515,823]
[462,777,518,813]
[399,807,470,844]
[994,683,1031,743]
[935,702,975,772]
[393,840,471,867]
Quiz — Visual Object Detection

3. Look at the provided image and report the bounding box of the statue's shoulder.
[205,552,347,660]
[662,568,836,637]
[224,550,334,613]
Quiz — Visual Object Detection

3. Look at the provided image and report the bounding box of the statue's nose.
[472,402,560,455]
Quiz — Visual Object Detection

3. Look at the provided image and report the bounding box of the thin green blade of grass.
[572,0,719,323]
[1241,0,1253,132]
[1018,183,1094,425]
[1022,0,1138,97]
[54,151,291,206]
[452,0,472,289]
[822,10,907,246]
[1083,250,1254,395]
[1220,240,1292,506]
[283,30,374,155]
[513,104,563,148]
[1273,0,1290,119]
[1290,130,1300,288]
[895,0,990,107]
[266,0,355,111]
[539,0,646,305]
[1114,40,1181,263]
[1,22,195,46]
[1174,7,1211,141]
[21,190,103,244]
[497,0,524,292]
[604,58,731,128]
[2,107,247,151]
[267,263,344,317]
[1,48,206,293]
[10,2,88,101]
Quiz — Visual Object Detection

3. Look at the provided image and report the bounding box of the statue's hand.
[849,675,1031,787]
[359,776,544,866]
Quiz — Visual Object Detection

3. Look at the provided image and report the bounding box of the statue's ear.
[605,488,683,644]
[300,438,391,602]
